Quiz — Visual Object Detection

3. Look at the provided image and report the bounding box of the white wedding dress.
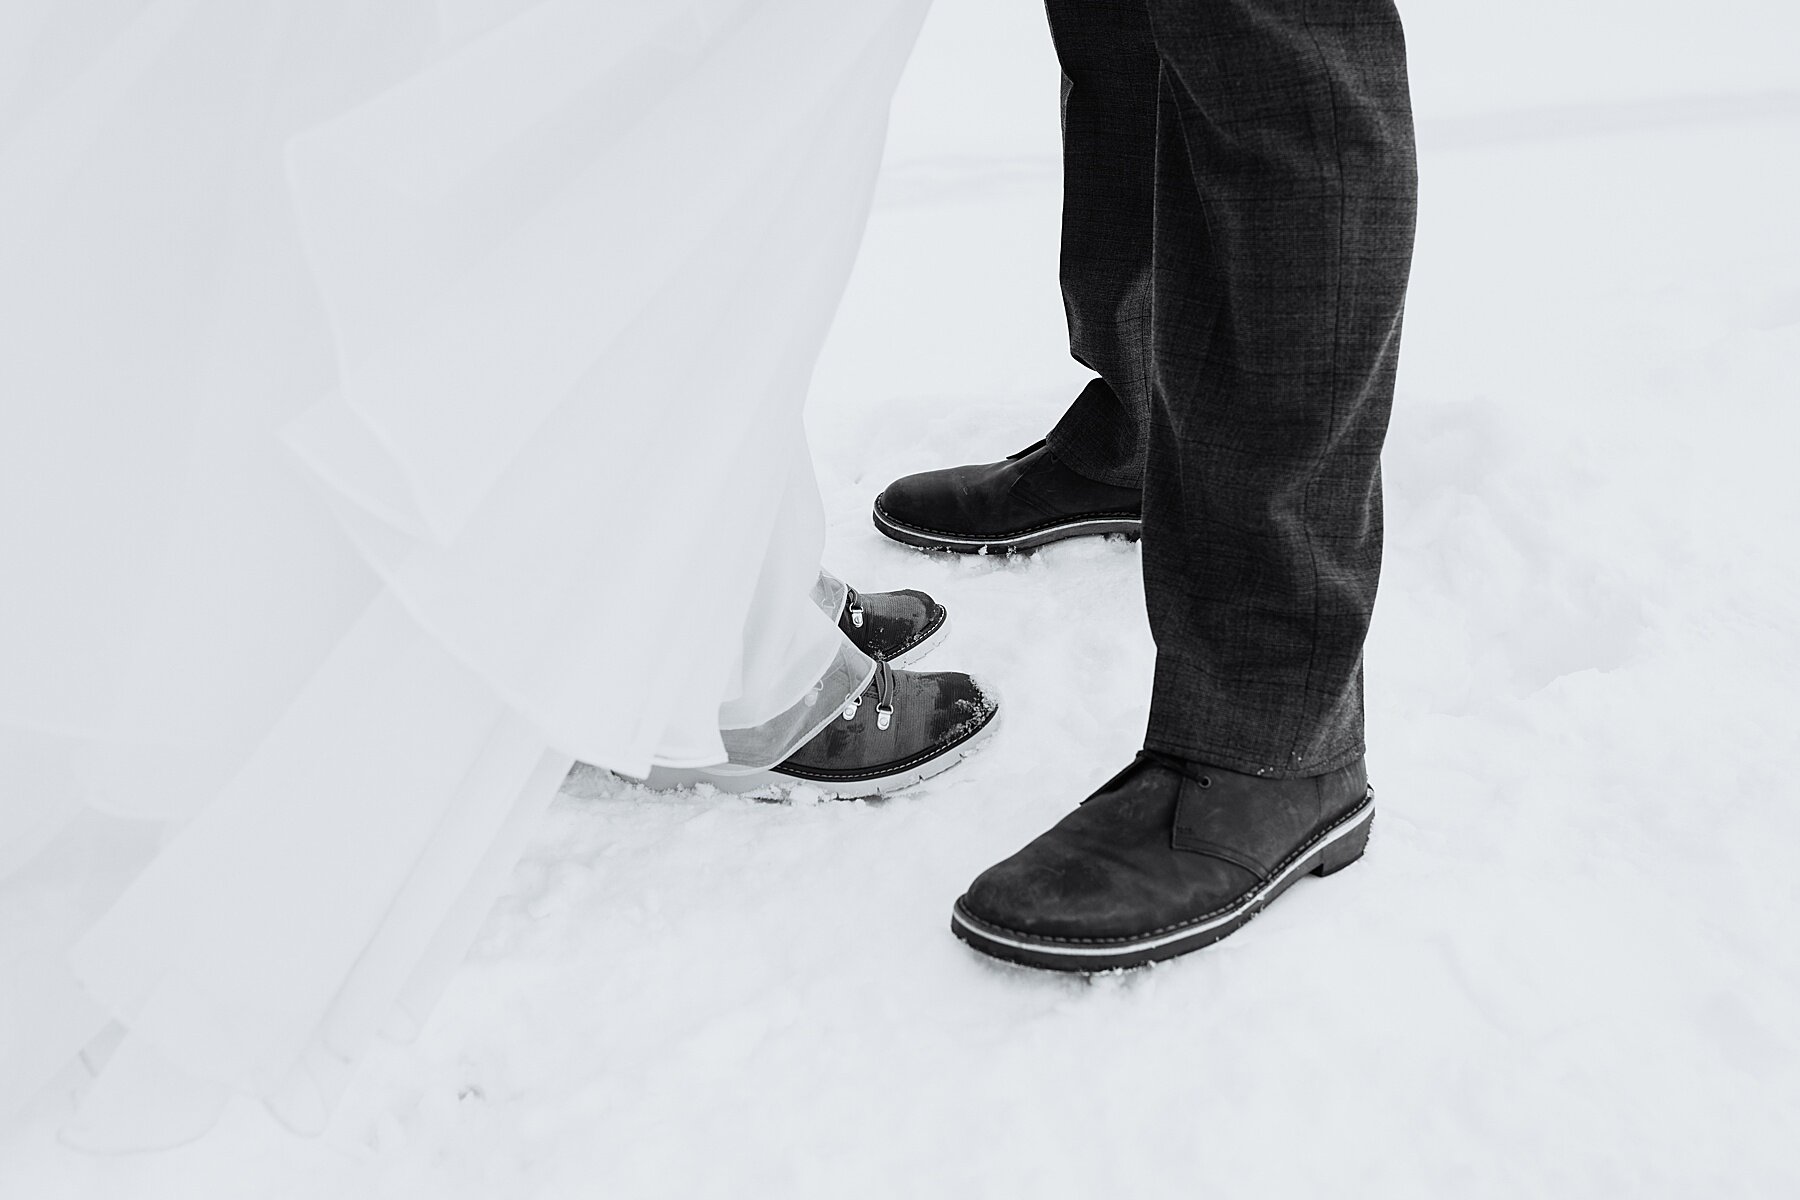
[0,0,929,1150]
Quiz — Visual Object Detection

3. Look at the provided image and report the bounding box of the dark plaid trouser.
[1040,0,1418,777]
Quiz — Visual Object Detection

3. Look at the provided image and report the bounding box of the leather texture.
[838,587,944,662]
[875,441,1141,538]
[961,754,1368,940]
[777,667,994,782]
[1169,758,1369,878]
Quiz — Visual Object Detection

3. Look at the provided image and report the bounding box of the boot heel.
[1311,811,1372,877]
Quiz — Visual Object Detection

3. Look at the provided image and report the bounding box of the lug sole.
[646,702,997,801]
[950,790,1374,972]
[872,504,1141,555]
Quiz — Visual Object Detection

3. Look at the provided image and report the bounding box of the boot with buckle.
[837,585,948,666]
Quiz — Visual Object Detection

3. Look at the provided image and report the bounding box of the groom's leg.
[867,1,1155,549]
[1040,0,1161,489]
[1141,0,1416,773]
[950,0,1417,971]
[867,0,1161,554]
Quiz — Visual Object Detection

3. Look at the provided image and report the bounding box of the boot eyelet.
[1197,775,1212,788]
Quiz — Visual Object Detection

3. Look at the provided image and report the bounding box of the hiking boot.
[658,661,998,800]
[838,585,948,666]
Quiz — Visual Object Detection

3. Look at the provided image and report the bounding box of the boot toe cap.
[961,840,1147,941]
[932,672,997,742]
[875,468,956,530]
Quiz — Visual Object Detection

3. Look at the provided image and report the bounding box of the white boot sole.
[646,701,997,801]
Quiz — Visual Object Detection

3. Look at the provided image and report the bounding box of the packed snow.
[5,0,1798,1194]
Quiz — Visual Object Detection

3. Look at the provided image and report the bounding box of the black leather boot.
[773,661,996,796]
[873,441,1142,553]
[837,585,947,666]
[951,753,1373,970]
[655,661,999,800]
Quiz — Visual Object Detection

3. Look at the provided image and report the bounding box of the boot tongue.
[1139,749,1201,778]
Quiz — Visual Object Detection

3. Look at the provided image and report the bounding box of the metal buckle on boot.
[869,660,895,730]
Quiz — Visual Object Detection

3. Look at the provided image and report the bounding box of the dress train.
[0,0,930,1148]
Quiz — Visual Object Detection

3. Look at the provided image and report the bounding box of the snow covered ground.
[6,1,1799,1195]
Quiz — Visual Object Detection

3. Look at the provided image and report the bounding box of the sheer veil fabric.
[0,0,929,1149]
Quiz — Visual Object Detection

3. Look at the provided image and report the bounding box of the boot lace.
[840,658,895,730]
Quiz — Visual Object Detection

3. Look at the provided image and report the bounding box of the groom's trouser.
[1041,0,1417,777]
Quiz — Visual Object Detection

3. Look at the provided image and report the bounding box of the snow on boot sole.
[645,701,998,801]
[872,501,1141,555]
[886,610,949,668]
